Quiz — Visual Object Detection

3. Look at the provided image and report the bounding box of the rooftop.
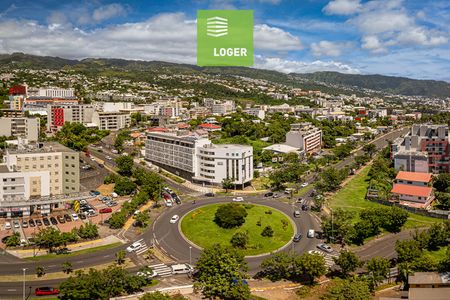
[7,142,75,155]
[396,171,432,183]
[391,184,433,197]
[409,272,450,285]
[263,144,299,154]
[409,288,450,300]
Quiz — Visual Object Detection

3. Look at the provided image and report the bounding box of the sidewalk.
[7,235,124,258]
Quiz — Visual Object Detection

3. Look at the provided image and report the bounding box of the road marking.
[103,255,110,258]
[48,264,56,267]
[76,260,84,263]
[7,289,16,291]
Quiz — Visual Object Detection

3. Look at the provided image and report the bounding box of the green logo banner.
[197,10,254,67]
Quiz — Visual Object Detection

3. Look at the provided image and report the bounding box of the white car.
[4,222,11,230]
[232,197,244,202]
[170,215,179,224]
[317,243,333,253]
[106,156,112,160]
[126,241,143,253]
[165,199,173,207]
[301,182,309,188]
[71,213,79,221]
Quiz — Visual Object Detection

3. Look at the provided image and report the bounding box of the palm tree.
[62,261,73,274]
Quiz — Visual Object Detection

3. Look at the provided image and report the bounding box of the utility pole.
[331,208,334,243]
[189,246,192,265]
[22,268,26,300]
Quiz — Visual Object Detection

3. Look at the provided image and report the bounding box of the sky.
[0,0,449,81]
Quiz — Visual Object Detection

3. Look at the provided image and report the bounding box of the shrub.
[265,210,273,215]
[256,220,261,227]
[214,203,248,229]
[261,225,274,237]
[230,231,249,249]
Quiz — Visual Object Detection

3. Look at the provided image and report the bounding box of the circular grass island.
[180,203,294,256]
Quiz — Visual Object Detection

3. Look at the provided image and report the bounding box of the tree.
[433,173,450,192]
[366,257,390,286]
[261,225,274,237]
[395,240,422,263]
[333,251,362,277]
[260,252,292,281]
[194,244,250,300]
[230,231,249,249]
[114,176,137,196]
[62,261,73,274]
[382,206,408,233]
[321,277,372,300]
[139,291,187,300]
[5,232,20,247]
[134,212,151,228]
[321,208,355,244]
[116,155,134,177]
[77,222,99,239]
[34,227,64,252]
[363,143,377,157]
[316,167,348,193]
[222,177,234,192]
[109,211,127,229]
[36,265,45,277]
[214,203,248,229]
[426,223,449,250]
[116,250,126,265]
[292,253,327,284]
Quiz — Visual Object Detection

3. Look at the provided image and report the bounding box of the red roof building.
[395,171,432,186]
[391,184,433,206]
[198,123,221,132]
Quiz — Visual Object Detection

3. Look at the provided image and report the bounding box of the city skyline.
[0,0,449,81]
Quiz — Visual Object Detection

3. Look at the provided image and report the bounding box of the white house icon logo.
[206,16,228,37]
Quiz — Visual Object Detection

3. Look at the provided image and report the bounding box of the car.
[308,250,325,256]
[99,207,112,214]
[317,243,333,253]
[34,287,59,296]
[293,210,301,218]
[136,269,158,279]
[35,219,42,226]
[55,247,70,255]
[80,199,88,205]
[301,182,309,188]
[91,157,96,161]
[272,194,279,198]
[126,241,143,253]
[20,239,27,246]
[22,220,28,228]
[110,192,118,198]
[170,215,180,224]
[42,218,50,226]
[89,190,101,196]
[296,198,303,203]
[78,213,86,220]
[64,214,72,222]
[170,264,193,274]
[107,201,118,207]
[86,209,96,216]
[56,216,65,224]
[165,199,173,207]
[293,233,302,242]
[232,197,244,202]
[205,192,215,197]
[111,149,118,154]
[301,204,309,211]
[13,220,20,228]
[4,222,11,230]
[307,229,315,238]
[29,219,36,227]
[71,213,79,221]
[264,192,274,197]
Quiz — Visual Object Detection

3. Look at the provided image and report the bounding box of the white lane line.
[103,255,110,258]
[7,289,16,291]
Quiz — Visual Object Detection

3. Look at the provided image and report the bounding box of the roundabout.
[180,203,295,256]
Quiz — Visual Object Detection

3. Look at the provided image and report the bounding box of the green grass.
[423,246,448,261]
[329,166,438,229]
[25,242,122,261]
[181,204,294,256]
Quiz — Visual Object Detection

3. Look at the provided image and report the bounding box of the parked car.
[89,190,101,196]
[35,219,42,226]
[105,156,112,160]
[99,207,112,214]
[22,220,28,228]
[56,216,65,224]
[110,192,118,198]
[64,214,72,222]
[307,229,315,238]
[78,213,86,220]
[29,219,36,227]
[205,192,215,197]
[272,194,279,198]
[301,182,309,188]
[165,199,173,207]
[126,241,143,253]
[170,215,180,224]
[293,233,302,242]
[42,218,50,226]
[107,201,118,207]
[264,192,273,197]
[232,197,244,202]
[317,243,333,253]
[71,213,79,221]
[13,220,20,228]
[4,222,11,230]
[34,287,59,296]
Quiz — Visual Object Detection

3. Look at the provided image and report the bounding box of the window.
[2,179,6,182]
[65,171,69,175]
[40,157,44,160]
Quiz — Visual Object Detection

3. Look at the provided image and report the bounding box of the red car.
[99,207,112,213]
[35,287,59,296]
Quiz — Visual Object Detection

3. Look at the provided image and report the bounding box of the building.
[392,124,449,173]
[9,85,27,96]
[286,123,322,153]
[0,117,40,141]
[23,97,79,113]
[244,108,265,120]
[198,123,221,132]
[0,142,81,217]
[46,104,94,132]
[145,132,253,187]
[9,95,25,110]
[391,171,434,207]
[92,111,131,130]
[0,109,25,118]
[28,87,75,98]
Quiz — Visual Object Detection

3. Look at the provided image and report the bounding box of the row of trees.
[33,224,99,252]
[53,122,110,151]
[433,173,450,210]
[321,206,409,246]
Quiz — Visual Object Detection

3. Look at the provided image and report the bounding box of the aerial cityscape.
[0,0,449,299]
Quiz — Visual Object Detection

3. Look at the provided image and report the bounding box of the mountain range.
[1,53,449,98]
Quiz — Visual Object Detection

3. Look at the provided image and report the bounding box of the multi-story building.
[392,124,449,173]
[390,171,434,208]
[0,117,40,141]
[23,97,79,114]
[244,108,265,120]
[286,123,322,153]
[92,111,131,130]
[9,95,25,110]
[46,104,95,132]
[145,132,253,187]
[28,87,75,98]
[0,142,81,216]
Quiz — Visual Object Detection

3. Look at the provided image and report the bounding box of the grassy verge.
[329,166,438,229]
[252,176,271,191]
[159,170,185,184]
[25,242,122,261]
[423,246,448,261]
[181,203,294,256]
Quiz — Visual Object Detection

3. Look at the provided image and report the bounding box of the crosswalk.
[149,263,173,277]
[324,253,338,269]
[135,238,150,255]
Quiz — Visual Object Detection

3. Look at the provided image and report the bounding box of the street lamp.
[22,268,26,300]
[189,246,192,265]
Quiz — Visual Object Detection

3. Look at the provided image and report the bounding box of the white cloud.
[323,0,361,15]
[361,35,386,53]
[254,56,360,74]
[92,3,127,22]
[310,41,352,57]
[254,24,303,51]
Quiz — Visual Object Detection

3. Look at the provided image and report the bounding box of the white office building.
[0,117,40,141]
[92,111,131,130]
[28,87,75,98]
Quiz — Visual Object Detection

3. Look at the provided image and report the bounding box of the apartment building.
[145,132,253,187]
[47,104,95,132]
[286,123,322,153]
[0,117,40,141]
[28,87,75,98]
[9,95,25,110]
[204,98,235,115]
[92,111,131,130]
[244,108,265,120]
[392,124,449,173]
